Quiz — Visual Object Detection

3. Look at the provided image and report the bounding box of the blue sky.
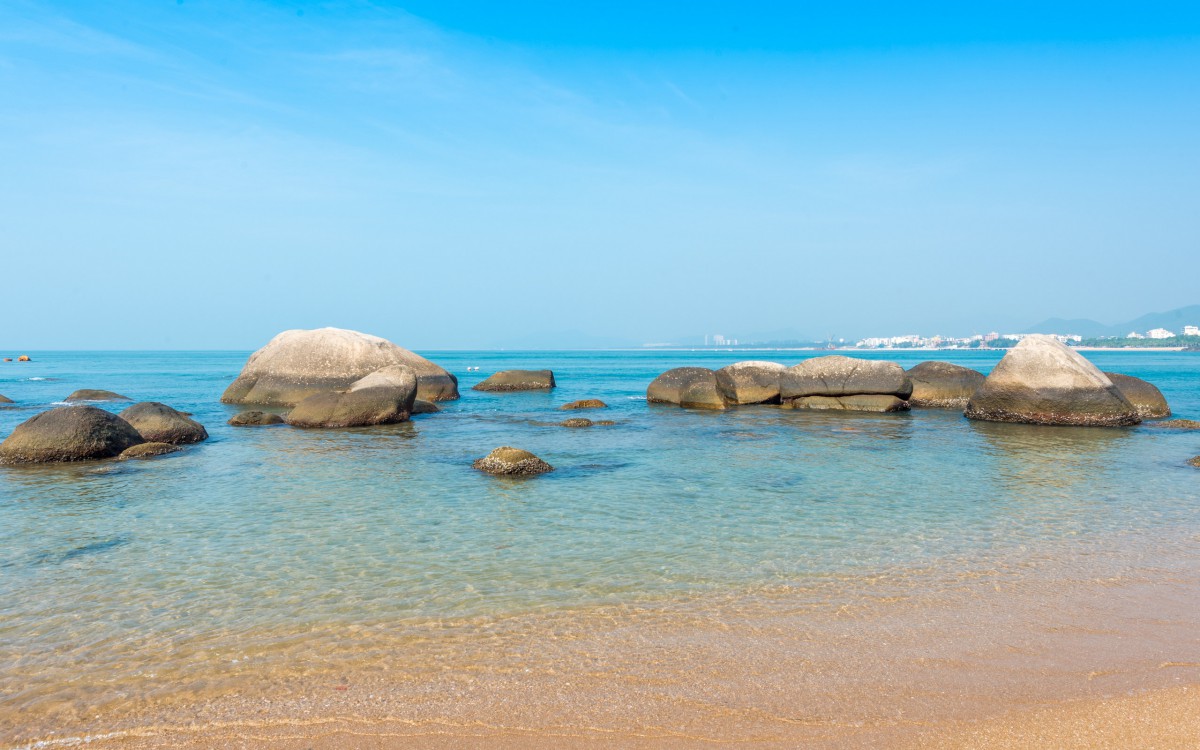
[2,1,1198,348]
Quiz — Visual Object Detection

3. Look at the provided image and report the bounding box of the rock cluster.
[473,446,553,476]
[473,370,556,392]
[222,327,459,406]
[906,362,985,408]
[780,356,913,412]
[965,336,1140,427]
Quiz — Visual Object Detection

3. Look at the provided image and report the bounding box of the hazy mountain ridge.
[1024,305,1200,337]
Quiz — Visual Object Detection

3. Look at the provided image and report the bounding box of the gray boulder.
[715,361,785,405]
[119,442,182,460]
[1104,372,1170,419]
[906,361,986,408]
[228,411,285,426]
[473,370,556,392]
[64,389,130,403]
[222,327,458,406]
[286,364,417,429]
[473,446,554,476]
[0,405,145,463]
[785,395,909,412]
[120,402,209,444]
[779,356,912,412]
[646,367,728,410]
[560,399,607,410]
[965,335,1140,427]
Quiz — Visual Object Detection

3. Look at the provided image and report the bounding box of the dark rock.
[646,367,728,410]
[715,361,785,405]
[286,364,417,429]
[0,405,145,463]
[560,418,594,428]
[780,356,912,401]
[412,399,440,414]
[1149,419,1200,430]
[472,446,553,476]
[560,399,607,410]
[228,411,285,427]
[64,389,130,402]
[119,442,182,460]
[965,336,1140,427]
[1104,372,1171,419]
[784,395,910,412]
[120,402,209,444]
[0,394,12,404]
[221,327,458,406]
[17,355,30,362]
[906,362,986,408]
[473,370,556,392]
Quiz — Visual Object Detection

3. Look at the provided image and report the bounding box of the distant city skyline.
[2,2,1199,350]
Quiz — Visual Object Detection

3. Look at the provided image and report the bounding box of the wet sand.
[9,548,1200,750]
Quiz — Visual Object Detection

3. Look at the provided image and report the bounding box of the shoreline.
[8,535,1200,749]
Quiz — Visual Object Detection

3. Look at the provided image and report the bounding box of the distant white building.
[1184,325,1200,336]
[1146,328,1175,339]
[1127,331,1145,339]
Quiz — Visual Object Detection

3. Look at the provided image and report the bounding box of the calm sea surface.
[2,349,1199,737]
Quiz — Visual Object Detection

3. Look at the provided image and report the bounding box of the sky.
[2,1,1199,349]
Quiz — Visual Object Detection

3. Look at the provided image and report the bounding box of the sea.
[2,349,1199,744]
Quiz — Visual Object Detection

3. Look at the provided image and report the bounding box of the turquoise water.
[2,349,1199,727]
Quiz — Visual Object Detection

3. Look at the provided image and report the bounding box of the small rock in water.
[228,411,285,427]
[120,402,209,444]
[1188,456,1200,468]
[17,355,31,362]
[473,447,553,476]
[0,394,12,404]
[64,389,130,402]
[473,370,556,392]
[596,420,616,426]
[1148,419,1200,430]
[119,442,182,460]
[560,399,607,410]
[560,418,594,428]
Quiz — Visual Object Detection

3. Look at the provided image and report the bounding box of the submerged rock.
[965,335,1140,427]
[1104,372,1171,419]
[646,367,728,410]
[560,418,594,428]
[119,442,182,460]
[1149,419,1200,430]
[715,361,785,405]
[906,362,985,408]
[784,395,910,413]
[286,364,418,429]
[228,411,285,427]
[0,405,144,463]
[560,399,607,410]
[64,389,130,403]
[473,370,556,392]
[222,327,458,406]
[473,446,554,476]
[1189,456,1200,468]
[120,402,209,444]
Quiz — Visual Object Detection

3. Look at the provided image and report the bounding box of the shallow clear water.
[1,349,1199,730]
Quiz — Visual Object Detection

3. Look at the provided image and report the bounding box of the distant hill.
[1023,317,1112,337]
[1025,305,1200,337]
